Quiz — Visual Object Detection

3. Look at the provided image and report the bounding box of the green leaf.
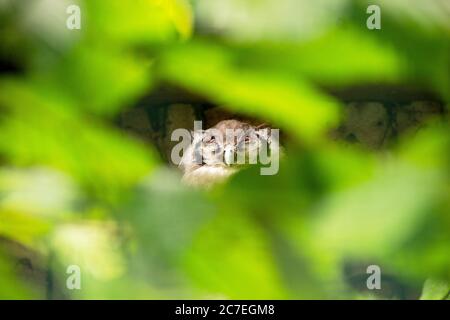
[420,278,450,300]
[0,79,157,202]
[161,0,193,40]
[41,46,153,116]
[84,0,184,44]
[0,253,37,299]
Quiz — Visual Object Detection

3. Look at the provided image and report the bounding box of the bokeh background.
[0,0,449,299]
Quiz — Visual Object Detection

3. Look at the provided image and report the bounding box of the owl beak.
[223,147,235,166]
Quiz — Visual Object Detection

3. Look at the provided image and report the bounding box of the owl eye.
[206,136,215,143]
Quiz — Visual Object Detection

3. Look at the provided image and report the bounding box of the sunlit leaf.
[420,278,450,300]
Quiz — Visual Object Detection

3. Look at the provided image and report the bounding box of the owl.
[179,120,275,188]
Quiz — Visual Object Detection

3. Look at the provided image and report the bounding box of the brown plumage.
[179,120,272,188]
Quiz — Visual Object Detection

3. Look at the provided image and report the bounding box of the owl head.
[183,120,272,169]
[179,119,280,187]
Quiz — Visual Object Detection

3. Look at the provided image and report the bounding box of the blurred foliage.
[0,0,449,299]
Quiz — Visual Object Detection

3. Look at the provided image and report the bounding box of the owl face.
[198,126,261,166]
[179,120,280,186]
